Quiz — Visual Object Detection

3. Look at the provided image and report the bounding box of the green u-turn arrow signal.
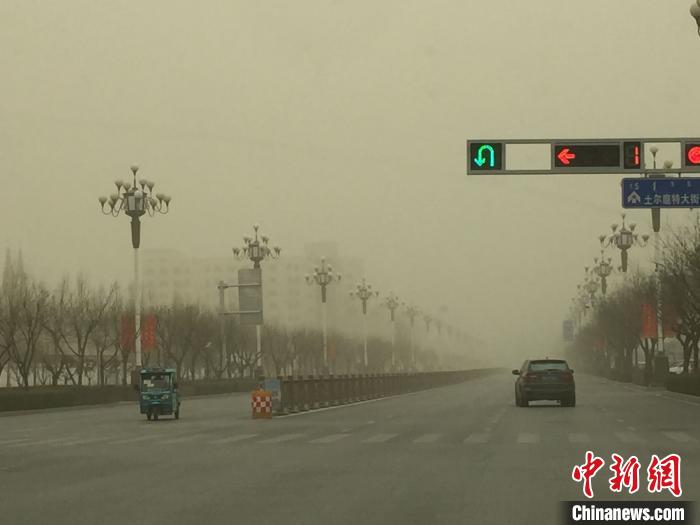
[468,142,503,173]
[474,144,495,167]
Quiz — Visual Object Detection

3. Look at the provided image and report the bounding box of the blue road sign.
[621,178,700,209]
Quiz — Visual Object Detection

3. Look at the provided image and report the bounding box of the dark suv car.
[513,359,575,407]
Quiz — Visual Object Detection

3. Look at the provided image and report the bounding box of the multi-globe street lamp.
[232,224,281,269]
[306,257,341,374]
[99,166,171,369]
[584,276,599,303]
[592,249,614,295]
[600,214,649,274]
[350,279,379,369]
[382,292,400,370]
[232,224,281,376]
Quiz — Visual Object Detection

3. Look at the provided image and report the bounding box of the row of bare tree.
[0,251,445,388]
[570,216,700,381]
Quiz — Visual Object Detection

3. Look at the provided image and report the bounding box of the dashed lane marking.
[159,434,207,445]
[209,434,259,444]
[517,433,539,444]
[464,433,490,444]
[309,434,351,444]
[259,433,305,444]
[361,433,398,443]
[110,435,165,445]
[413,433,441,444]
[614,432,645,444]
[663,431,697,443]
[568,433,591,443]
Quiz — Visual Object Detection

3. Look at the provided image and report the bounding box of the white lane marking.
[110,435,165,445]
[660,395,700,407]
[413,433,441,444]
[209,434,259,444]
[663,431,697,443]
[0,438,29,446]
[309,433,351,444]
[361,433,398,443]
[517,433,539,444]
[615,432,645,444]
[464,433,490,444]
[627,426,637,432]
[7,437,74,448]
[55,437,112,447]
[160,434,206,444]
[277,391,423,418]
[259,433,305,444]
[366,420,375,425]
[568,433,591,443]
[616,419,625,423]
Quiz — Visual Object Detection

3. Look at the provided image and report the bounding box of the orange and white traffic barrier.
[251,389,273,419]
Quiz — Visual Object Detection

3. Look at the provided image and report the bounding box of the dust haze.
[1,0,697,367]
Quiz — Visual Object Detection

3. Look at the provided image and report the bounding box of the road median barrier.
[273,368,502,416]
[667,374,700,396]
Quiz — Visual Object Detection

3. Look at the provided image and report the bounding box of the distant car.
[513,359,576,407]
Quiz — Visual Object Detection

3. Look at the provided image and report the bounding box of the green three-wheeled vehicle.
[137,368,181,421]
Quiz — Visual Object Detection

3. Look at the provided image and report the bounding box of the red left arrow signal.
[557,148,576,165]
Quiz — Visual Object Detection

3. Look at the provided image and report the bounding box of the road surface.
[0,372,698,524]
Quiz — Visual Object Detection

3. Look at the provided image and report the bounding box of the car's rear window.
[528,361,569,371]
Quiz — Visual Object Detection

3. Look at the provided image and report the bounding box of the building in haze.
[140,243,367,334]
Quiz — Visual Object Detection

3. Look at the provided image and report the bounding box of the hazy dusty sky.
[1,1,699,357]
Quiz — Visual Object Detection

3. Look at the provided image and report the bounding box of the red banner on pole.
[141,315,157,351]
[641,304,657,339]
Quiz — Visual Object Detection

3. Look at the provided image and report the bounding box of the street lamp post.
[645,150,674,360]
[402,304,420,371]
[382,292,400,370]
[99,166,171,370]
[306,257,341,374]
[350,279,379,369]
[232,224,281,377]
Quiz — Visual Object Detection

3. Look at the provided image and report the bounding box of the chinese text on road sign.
[622,178,700,209]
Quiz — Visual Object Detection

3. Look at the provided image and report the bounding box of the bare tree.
[52,276,117,385]
[90,286,123,386]
[5,281,50,387]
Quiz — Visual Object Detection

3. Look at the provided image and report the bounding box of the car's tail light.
[524,373,539,382]
[561,372,574,383]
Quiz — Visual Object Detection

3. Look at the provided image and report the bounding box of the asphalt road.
[1,373,698,525]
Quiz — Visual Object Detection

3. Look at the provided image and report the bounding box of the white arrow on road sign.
[626,191,641,204]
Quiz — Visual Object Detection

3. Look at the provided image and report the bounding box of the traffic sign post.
[563,320,574,342]
[466,138,700,175]
[621,178,700,209]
